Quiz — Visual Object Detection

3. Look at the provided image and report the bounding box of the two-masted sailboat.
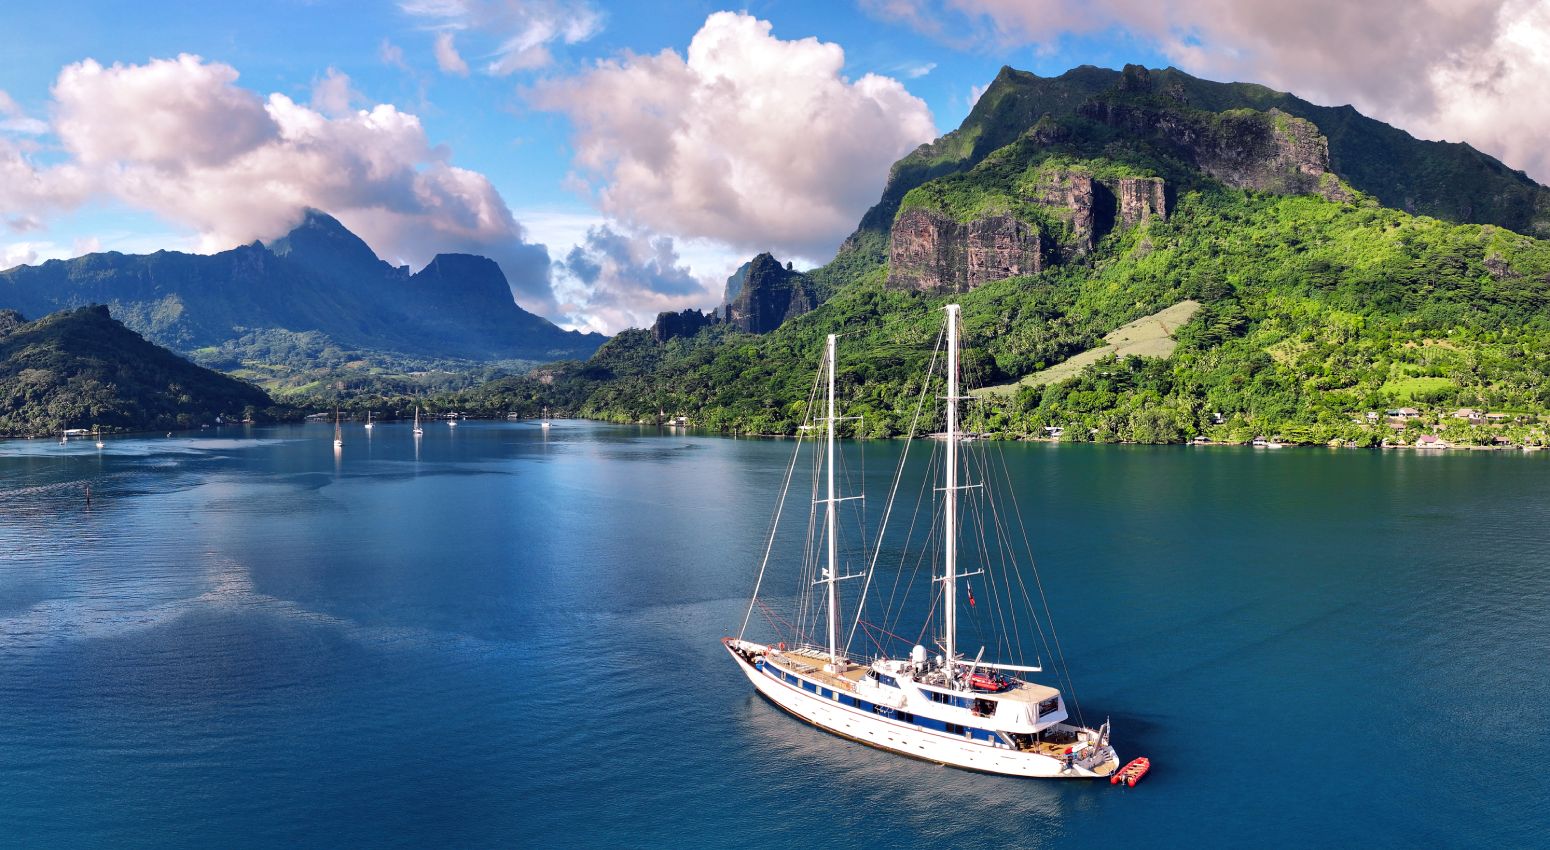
[723,305,1120,779]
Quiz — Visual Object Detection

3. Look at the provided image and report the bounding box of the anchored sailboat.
[541,406,551,430]
[413,407,424,437]
[333,408,343,449]
[723,305,1119,779]
[364,410,374,431]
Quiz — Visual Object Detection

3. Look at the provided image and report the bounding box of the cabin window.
[876,673,899,688]
[946,723,967,736]
[973,698,997,717]
[1038,697,1060,717]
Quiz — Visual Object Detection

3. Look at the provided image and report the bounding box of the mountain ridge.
[0,210,605,379]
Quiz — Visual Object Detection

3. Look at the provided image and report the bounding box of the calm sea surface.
[1,421,1547,848]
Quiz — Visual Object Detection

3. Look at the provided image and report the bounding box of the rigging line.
[981,450,1027,665]
[993,441,1088,731]
[880,442,942,646]
[842,319,946,658]
[967,444,1012,662]
[738,352,823,640]
[737,362,824,639]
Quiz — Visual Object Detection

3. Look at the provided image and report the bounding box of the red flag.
[967,582,976,607]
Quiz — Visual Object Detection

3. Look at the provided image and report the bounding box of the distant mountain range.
[0,305,275,437]
[0,210,605,380]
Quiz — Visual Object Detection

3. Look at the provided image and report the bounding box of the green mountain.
[858,64,1550,246]
[0,305,277,437]
[474,63,1550,446]
[0,211,605,394]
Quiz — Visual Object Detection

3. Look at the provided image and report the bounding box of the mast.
[943,304,960,679]
[824,333,840,666]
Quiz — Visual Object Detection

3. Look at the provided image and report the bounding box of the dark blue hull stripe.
[755,658,1002,745]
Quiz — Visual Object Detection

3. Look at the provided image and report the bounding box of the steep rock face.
[727,253,818,334]
[1117,176,1167,226]
[1079,90,1350,201]
[722,260,753,314]
[652,308,712,342]
[888,210,1043,293]
[1033,168,1098,256]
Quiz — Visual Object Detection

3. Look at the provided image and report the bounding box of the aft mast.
[943,304,961,681]
[823,334,840,667]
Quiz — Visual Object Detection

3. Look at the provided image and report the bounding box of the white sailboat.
[364,410,374,431]
[413,407,424,437]
[724,304,1120,779]
[94,425,104,449]
[333,408,343,449]
[541,406,551,430]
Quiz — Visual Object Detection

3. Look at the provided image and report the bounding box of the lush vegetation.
[454,178,1550,446]
[481,68,1550,446]
[0,306,283,437]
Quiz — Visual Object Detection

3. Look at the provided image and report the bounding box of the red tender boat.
[967,672,1009,692]
[1111,756,1151,786]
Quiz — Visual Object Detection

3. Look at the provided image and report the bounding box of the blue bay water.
[1,421,1547,848]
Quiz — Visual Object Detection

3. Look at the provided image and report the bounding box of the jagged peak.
[265,208,384,274]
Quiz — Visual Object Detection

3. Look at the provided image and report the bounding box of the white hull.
[726,643,1114,779]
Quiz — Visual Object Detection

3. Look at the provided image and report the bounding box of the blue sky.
[2,1,1546,333]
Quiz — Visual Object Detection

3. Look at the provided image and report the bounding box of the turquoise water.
[1,422,1547,847]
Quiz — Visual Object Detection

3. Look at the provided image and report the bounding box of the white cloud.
[433,32,471,75]
[401,0,603,75]
[309,67,361,117]
[0,90,48,135]
[533,11,937,261]
[1,241,43,270]
[550,222,726,335]
[4,54,557,314]
[903,62,937,78]
[881,0,1550,184]
[968,82,988,108]
[379,39,410,71]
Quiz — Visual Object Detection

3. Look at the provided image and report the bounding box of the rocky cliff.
[651,308,713,342]
[888,211,1044,293]
[726,253,818,334]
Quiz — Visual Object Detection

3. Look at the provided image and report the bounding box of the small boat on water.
[1112,756,1151,786]
[413,407,424,437]
[541,406,551,430]
[364,411,374,431]
[724,304,1120,779]
[333,408,343,449]
[94,425,104,449]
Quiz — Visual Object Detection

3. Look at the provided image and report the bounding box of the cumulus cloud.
[533,11,937,262]
[433,32,471,75]
[552,223,723,335]
[875,0,1550,183]
[3,54,556,313]
[309,67,361,117]
[401,0,604,75]
[0,90,48,135]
